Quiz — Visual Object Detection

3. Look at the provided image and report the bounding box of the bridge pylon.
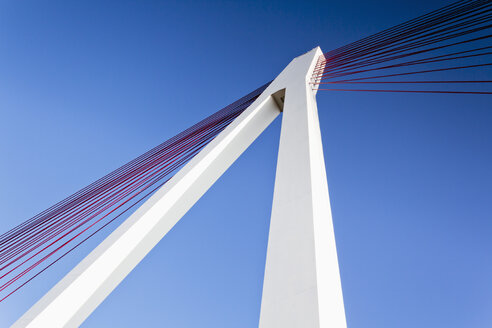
[14,47,346,328]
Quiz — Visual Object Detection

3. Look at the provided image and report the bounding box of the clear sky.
[0,0,491,327]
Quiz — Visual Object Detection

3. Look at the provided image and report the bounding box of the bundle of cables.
[0,84,268,302]
[313,0,492,95]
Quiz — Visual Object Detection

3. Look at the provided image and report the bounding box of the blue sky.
[0,0,491,327]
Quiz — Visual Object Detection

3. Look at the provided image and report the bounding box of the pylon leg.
[259,47,346,328]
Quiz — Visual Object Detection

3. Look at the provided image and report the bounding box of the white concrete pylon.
[13,47,346,328]
[259,47,347,328]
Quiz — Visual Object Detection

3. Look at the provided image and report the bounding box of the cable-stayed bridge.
[1,1,491,326]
